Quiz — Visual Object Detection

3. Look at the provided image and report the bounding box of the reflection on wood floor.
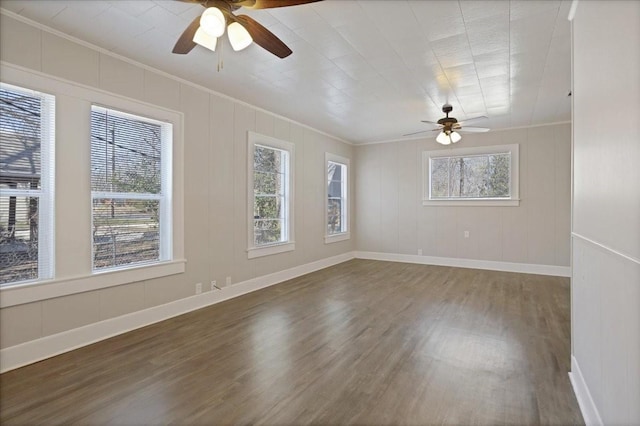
[0,260,583,425]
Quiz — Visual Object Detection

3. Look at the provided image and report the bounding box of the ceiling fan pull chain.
[217,41,224,72]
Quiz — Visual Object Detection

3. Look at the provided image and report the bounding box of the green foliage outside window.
[253,145,286,246]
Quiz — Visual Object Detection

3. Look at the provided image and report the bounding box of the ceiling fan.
[404,104,490,145]
[173,0,321,58]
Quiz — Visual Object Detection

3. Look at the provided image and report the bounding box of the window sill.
[422,199,520,207]
[247,242,295,259]
[0,259,187,308]
[325,232,351,244]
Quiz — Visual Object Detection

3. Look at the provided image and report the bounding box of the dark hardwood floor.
[0,260,583,425]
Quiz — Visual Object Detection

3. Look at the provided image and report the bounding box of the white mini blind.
[0,82,55,285]
[90,106,172,271]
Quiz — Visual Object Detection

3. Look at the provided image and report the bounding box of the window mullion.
[0,188,43,197]
[91,191,161,200]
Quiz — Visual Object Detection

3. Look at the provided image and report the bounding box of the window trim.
[0,259,186,308]
[0,63,184,306]
[422,143,520,207]
[325,153,350,244]
[89,105,173,272]
[247,131,295,259]
[0,82,55,286]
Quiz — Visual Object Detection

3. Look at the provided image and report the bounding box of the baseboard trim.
[0,252,355,373]
[354,251,571,277]
[569,355,603,426]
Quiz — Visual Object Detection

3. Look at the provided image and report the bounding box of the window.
[0,65,184,306]
[90,106,172,271]
[0,83,55,286]
[247,132,294,258]
[325,153,350,243]
[423,144,519,206]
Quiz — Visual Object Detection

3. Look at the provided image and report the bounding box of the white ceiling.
[0,0,572,144]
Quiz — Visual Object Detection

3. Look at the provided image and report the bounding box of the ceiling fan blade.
[458,126,490,133]
[458,115,489,125]
[403,128,443,136]
[235,15,292,58]
[402,130,430,137]
[172,16,201,54]
[233,0,322,9]
[420,120,440,126]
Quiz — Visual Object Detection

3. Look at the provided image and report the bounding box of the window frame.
[89,105,173,273]
[247,131,295,259]
[0,82,55,286]
[325,153,350,244]
[422,144,520,207]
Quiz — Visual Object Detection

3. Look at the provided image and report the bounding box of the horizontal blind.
[90,107,162,194]
[90,106,170,270]
[0,83,55,285]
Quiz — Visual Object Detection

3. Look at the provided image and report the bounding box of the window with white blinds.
[247,132,295,258]
[325,153,350,243]
[0,82,55,286]
[90,106,172,271]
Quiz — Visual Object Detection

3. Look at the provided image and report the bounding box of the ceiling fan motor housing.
[437,117,457,125]
[438,103,457,130]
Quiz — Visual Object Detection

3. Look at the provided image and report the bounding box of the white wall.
[0,14,355,350]
[355,124,571,268]
[571,1,640,424]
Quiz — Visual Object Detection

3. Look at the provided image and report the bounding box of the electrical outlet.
[418,249,423,256]
[211,280,219,291]
[225,276,232,286]
[464,231,470,238]
[195,283,202,294]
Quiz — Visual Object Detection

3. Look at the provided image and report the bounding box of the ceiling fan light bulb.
[450,131,462,143]
[193,27,217,52]
[436,131,451,145]
[200,7,226,37]
[228,22,253,51]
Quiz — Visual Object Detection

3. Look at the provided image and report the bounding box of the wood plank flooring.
[0,260,583,425]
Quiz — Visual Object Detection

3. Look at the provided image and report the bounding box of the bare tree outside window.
[430,153,511,199]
